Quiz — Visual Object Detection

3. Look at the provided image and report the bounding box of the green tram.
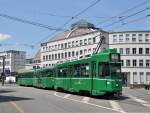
[55,49,122,96]
[17,49,122,96]
[17,70,34,86]
[32,68,54,88]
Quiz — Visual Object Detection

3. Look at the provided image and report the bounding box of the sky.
[0,0,150,58]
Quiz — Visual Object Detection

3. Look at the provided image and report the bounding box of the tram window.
[81,63,89,77]
[47,70,53,77]
[58,68,67,77]
[74,64,80,77]
[99,63,110,78]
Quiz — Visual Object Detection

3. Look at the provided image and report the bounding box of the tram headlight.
[107,81,110,85]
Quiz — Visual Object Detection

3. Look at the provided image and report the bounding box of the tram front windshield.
[110,63,121,79]
[99,62,121,79]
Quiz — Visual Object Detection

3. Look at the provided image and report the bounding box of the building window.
[61,43,64,49]
[145,34,149,42]
[55,54,57,60]
[140,72,144,84]
[93,37,96,43]
[121,60,124,66]
[88,49,91,53]
[139,60,143,67]
[119,34,123,42]
[146,60,150,67]
[84,39,87,45]
[65,43,67,48]
[132,34,136,42]
[126,48,130,54]
[68,42,71,48]
[76,51,78,56]
[58,44,60,49]
[61,53,64,59]
[125,34,130,42]
[48,46,51,51]
[84,49,87,54]
[72,51,75,57]
[139,48,143,54]
[80,50,83,55]
[133,60,137,67]
[58,53,60,59]
[55,45,57,50]
[146,72,150,84]
[88,38,92,44]
[68,52,71,57]
[132,48,136,54]
[146,48,149,54]
[49,55,51,60]
[138,34,143,42]
[133,72,138,84]
[119,48,123,54]
[43,47,45,51]
[65,52,67,58]
[43,56,45,61]
[72,41,75,47]
[113,35,117,42]
[76,41,78,47]
[52,54,54,60]
[80,40,83,46]
[126,60,130,66]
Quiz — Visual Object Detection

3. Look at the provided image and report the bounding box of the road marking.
[129,95,150,108]
[54,92,126,113]
[9,101,26,113]
[82,97,90,103]
[64,94,71,98]
[109,100,126,113]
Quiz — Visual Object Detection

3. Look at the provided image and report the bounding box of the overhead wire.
[36,0,102,45]
[0,13,65,31]
[102,7,150,28]
[96,0,150,26]
[111,14,150,31]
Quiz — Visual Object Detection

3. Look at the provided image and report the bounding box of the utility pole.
[1,56,5,86]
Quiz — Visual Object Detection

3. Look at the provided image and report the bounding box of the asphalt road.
[0,84,150,113]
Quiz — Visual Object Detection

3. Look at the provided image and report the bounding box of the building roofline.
[109,30,150,34]
[41,29,107,46]
[0,50,26,54]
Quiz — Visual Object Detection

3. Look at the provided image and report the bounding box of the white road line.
[82,97,90,103]
[129,95,150,108]
[64,94,71,98]
[54,92,126,113]
[109,100,126,113]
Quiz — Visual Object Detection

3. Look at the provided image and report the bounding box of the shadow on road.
[0,95,33,103]
[0,89,16,94]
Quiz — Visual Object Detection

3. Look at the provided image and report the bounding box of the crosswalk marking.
[82,97,90,103]
[109,100,126,113]
[129,95,150,108]
[63,94,71,98]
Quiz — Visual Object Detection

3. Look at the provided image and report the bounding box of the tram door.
[68,65,73,90]
[91,62,96,92]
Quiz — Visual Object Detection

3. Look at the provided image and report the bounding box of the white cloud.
[0,33,12,41]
